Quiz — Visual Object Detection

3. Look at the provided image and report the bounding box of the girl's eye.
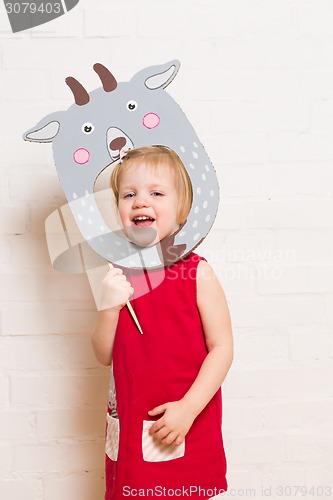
[152,192,162,196]
[126,100,138,111]
[82,122,94,134]
[124,193,135,198]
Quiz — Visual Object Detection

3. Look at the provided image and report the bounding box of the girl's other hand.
[147,400,197,446]
[101,267,134,311]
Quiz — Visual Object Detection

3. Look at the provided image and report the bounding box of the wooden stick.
[108,263,143,335]
[126,300,144,335]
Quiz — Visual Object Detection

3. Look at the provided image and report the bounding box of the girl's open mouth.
[132,216,155,227]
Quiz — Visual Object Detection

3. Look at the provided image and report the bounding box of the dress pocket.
[105,414,120,461]
[142,420,185,462]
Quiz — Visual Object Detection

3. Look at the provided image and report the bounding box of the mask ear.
[130,60,180,90]
[23,111,65,143]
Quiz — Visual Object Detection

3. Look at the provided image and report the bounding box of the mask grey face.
[23,60,219,271]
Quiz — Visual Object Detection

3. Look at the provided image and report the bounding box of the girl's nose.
[133,196,150,208]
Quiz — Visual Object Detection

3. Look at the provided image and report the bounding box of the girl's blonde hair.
[110,146,193,226]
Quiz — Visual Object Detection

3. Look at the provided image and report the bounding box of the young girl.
[92,146,233,499]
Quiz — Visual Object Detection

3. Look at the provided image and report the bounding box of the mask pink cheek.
[73,148,90,164]
[143,113,160,129]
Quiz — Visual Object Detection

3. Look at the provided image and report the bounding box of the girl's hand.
[101,266,134,311]
[147,400,197,446]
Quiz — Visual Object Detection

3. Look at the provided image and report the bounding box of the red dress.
[105,253,228,499]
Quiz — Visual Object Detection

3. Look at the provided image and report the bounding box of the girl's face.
[117,162,180,247]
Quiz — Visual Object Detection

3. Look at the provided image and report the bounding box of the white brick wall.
[1,0,333,499]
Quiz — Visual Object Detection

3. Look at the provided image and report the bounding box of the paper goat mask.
[23,60,219,271]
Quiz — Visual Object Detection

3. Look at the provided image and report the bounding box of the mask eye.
[127,100,138,111]
[82,122,94,134]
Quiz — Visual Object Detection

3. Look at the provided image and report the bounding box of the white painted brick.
[202,231,276,264]
[211,101,310,134]
[213,1,297,38]
[255,67,300,101]
[223,399,265,435]
[136,5,198,39]
[288,326,333,361]
[220,163,330,198]
[0,479,43,500]
[304,463,333,487]
[4,134,56,171]
[197,232,228,262]
[0,70,49,101]
[9,169,61,203]
[1,337,70,371]
[211,102,266,134]
[0,271,93,302]
[324,296,333,325]
[275,229,333,264]
[0,411,35,440]
[297,0,333,35]
[229,296,325,328]
[35,408,105,440]
[0,103,60,139]
[247,199,333,229]
[0,6,12,34]
[213,200,246,230]
[10,374,109,407]
[232,331,290,370]
[14,442,103,473]
[0,375,10,406]
[261,463,308,489]
[270,131,333,161]
[42,473,105,500]
[68,441,105,470]
[0,207,29,235]
[256,265,333,294]
[29,203,65,235]
[284,432,331,463]
[225,468,262,497]
[216,37,315,69]
[311,100,333,132]
[30,5,84,38]
[3,235,51,271]
[84,7,137,38]
[315,37,333,67]
[66,334,101,368]
[217,263,256,297]
[254,69,301,102]
[226,434,285,465]
[3,38,126,72]
[13,443,70,473]
[207,132,269,165]
[1,302,96,335]
[299,68,333,100]
[174,68,264,101]
[225,366,330,399]
[263,399,333,432]
[0,445,14,474]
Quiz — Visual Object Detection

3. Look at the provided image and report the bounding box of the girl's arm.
[91,308,120,366]
[148,260,233,444]
[91,267,134,366]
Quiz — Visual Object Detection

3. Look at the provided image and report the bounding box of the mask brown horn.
[65,77,90,106]
[93,63,117,92]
